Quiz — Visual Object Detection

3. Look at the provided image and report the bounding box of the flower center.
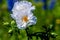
[22,16,28,22]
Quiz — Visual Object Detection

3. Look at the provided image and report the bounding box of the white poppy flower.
[11,1,37,29]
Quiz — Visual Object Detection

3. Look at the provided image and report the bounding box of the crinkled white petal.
[17,22,27,29]
[12,1,35,13]
[28,16,37,26]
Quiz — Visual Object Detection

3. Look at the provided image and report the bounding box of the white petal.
[28,13,33,19]
[17,22,27,29]
[28,16,37,25]
[30,6,35,11]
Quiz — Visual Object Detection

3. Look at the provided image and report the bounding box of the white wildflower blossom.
[11,1,37,29]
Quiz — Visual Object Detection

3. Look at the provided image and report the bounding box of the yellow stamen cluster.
[22,16,28,22]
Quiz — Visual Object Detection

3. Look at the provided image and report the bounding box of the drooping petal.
[28,16,37,25]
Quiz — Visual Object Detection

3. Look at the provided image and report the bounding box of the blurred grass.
[0,0,60,40]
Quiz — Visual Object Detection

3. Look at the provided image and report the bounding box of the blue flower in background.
[42,0,56,10]
[0,0,2,4]
[7,0,19,11]
[41,0,46,2]
[49,0,56,10]
[34,0,40,2]
[41,0,47,10]
[34,0,47,10]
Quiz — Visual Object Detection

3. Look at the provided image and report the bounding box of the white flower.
[11,1,37,29]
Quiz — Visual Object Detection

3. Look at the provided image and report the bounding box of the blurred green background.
[0,0,60,40]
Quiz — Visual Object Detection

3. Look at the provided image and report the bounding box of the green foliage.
[0,0,60,40]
